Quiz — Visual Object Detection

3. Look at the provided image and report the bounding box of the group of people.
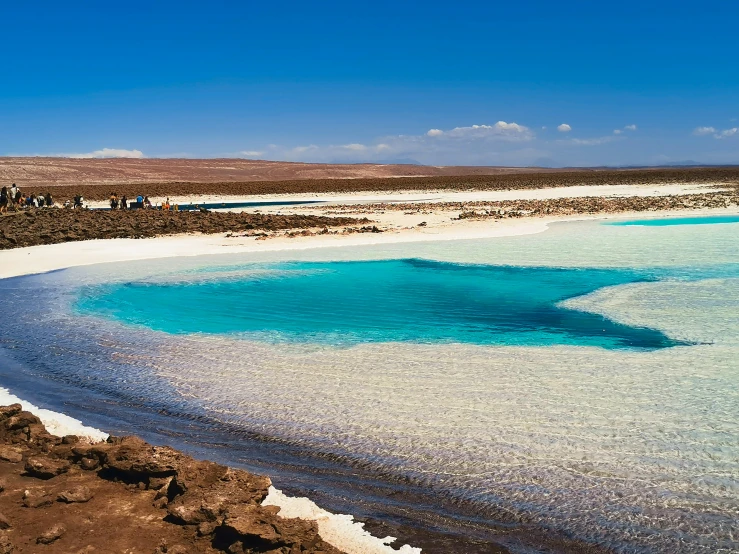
[0,184,54,214]
[109,193,154,210]
[1,184,176,214]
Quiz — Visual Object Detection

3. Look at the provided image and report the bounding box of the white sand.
[86,182,725,209]
[0,217,551,279]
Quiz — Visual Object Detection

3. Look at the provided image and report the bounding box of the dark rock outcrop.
[0,404,344,553]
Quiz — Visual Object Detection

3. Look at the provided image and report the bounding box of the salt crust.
[264,486,422,554]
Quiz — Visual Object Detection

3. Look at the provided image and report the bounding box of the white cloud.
[694,126,738,139]
[432,122,533,141]
[341,143,367,151]
[376,143,391,151]
[624,124,637,131]
[292,145,319,153]
[613,129,623,135]
[69,148,144,159]
[239,150,263,157]
[557,124,572,132]
[561,136,615,146]
[693,126,716,136]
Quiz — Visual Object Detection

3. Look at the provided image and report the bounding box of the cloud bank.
[694,126,738,139]
[68,148,144,159]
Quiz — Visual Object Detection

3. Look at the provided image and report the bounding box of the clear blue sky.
[1,0,737,166]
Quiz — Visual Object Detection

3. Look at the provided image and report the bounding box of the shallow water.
[609,214,739,226]
[1,218,738,553]
[76,260,683,350]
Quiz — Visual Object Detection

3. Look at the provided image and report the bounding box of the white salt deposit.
[264,486,422,554]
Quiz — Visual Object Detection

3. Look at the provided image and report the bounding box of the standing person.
[9,184,18,201]
[144,196,152,209]
[45,192,53,207]
[120,195,128,210]
[110,193,119,210]
[37,194,45,208]
[14,190,22,207]
[0,186,7,214]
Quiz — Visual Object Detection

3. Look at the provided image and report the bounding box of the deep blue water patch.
[609,215,739,226]
[75,259,685,350]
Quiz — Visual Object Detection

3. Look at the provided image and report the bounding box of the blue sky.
[1,0,737,166]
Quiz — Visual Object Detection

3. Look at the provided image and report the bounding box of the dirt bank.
[0,403,344,553]
[0,210,371,250]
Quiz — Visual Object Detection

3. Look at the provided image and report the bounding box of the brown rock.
[0,513,10,530]
[37,523,66,544]
[22,489,54,509]
[62,435,80,445]
[24,456,70,479]
[221,506,282,543]
[148,476,172,490]
[0,531,13,554]
[94,437,181,478]
[58,485,93,503]
[197,520,217,536]
[0,405,22,420]
[5,412,41,431]
[80,457,99,471]
[0,448,22,464]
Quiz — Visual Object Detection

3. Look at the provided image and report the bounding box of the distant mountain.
[532,157,560,168]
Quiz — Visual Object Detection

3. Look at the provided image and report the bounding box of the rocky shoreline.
[0,403,345,553]
[321,189,739,219]
[0,210,372,250]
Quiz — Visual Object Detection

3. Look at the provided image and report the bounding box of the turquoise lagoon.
[76,260,685,350]
[4,217,739,553]
[610,214,739,226]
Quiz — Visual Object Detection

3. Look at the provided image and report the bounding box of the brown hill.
[0,157,551,187]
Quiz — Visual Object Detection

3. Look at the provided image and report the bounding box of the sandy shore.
[0,217,552,280]
[4,182,738,279]
[85,181,726,208]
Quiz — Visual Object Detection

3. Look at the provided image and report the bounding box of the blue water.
[609,214,739,226]
[76,259,684,350]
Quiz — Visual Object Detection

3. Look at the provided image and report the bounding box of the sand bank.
[0,216,550,279]
[85,181,726,209]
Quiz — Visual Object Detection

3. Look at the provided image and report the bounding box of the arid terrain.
[2,158,739,203]
[0,157,553,188]
[0,210,374,250]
